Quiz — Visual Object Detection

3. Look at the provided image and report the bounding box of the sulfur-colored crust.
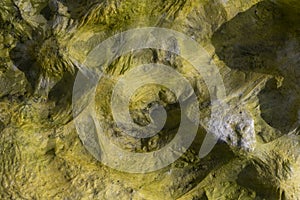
[0,0,299,199]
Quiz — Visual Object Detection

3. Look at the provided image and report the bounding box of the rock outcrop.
[0,0,299,199]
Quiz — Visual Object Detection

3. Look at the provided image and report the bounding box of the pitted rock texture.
[0,0,299,199]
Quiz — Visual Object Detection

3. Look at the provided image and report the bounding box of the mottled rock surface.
[0,0,299,199]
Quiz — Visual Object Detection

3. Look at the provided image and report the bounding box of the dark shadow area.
[39,0,100,21]
[258,77,300,133]
[9,41,40,90]
[139,101,182,152]
[40,4,55,21]
[237,160,287,199]
[59,0,101,20]
[48,70,76,124]
[183,141,235,195]
[212,1,287,75]
[10,37,76,125]
[0,120,5,133]
[212,0,300,134]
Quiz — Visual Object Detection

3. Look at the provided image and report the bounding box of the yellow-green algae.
[0,0,299,199]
